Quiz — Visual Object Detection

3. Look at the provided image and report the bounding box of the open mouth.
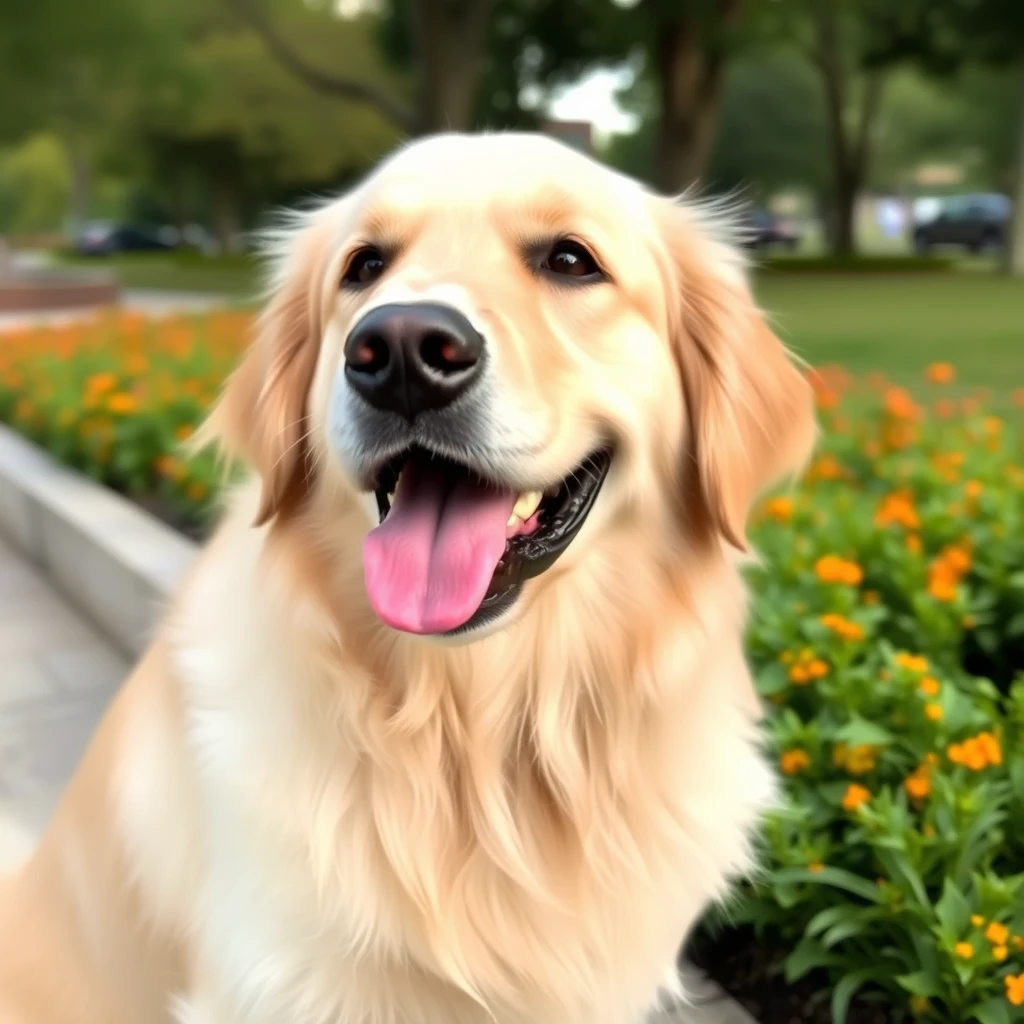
[362,445,612,636]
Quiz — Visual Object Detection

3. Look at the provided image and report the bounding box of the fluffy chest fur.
[117,495,775,1024]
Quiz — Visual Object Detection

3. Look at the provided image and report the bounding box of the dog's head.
[211,133,815,640]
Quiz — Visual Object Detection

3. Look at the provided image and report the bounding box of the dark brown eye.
[541,240,603,281]
[343,247,387,287]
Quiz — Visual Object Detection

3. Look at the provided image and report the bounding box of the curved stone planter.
[0,270,119,313]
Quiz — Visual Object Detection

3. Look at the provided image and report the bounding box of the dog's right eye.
[343,248,387,287]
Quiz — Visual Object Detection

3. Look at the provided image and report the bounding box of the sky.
[547,66,639,138]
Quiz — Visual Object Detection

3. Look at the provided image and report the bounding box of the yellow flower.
[965,479,983,500]
[910,995,930,1015]
[919,676,940,697]
[896,652,929,674]
[815,555,863,586]
[779,749,811,776]
[926,362,955,384]
[842,784,870,812]
[994,945,1008,961]
[971,915,985,927]
[807,861,825,873]
[1015,936,1024,951]
[955,941,974,959]
[986,921,1010,946]
[845,745,877,776]
[925,703,943,722]
[1006,973,1024,1006]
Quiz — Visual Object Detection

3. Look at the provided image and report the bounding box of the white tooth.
[513,490,542,520]
[507,513,521,529]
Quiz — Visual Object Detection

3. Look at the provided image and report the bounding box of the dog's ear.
[204,206,342,526]
[658,201,816,550]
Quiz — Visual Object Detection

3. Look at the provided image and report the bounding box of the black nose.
[343,302,484,420]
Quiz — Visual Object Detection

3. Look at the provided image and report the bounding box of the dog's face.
[213,133,815,639]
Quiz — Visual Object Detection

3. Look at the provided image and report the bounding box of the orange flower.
[806,455,845,482]
[987,922,1010,946]
[895,652,929,674]
[806,659,830,679]
[779,749,811,775]
[815,555,863,586]
[994,945,1008,961]
[845,745,877,775]
[934,398,956,419]
[925,703,943,722]
[906,534,922,554]
[807,861,825,873]
[1006,974,1024,1006]
[955,941,974,959]
[904,770,931,801]
[175,424,195,443]
[926,362,955,384]
[862,590,880,606]
[186,481,208,502]
[842,783,870,812]
[764,496,794,522]
[1013,388,1024,409]
[977,732,1002,766]
[909,995,930,1015]
[965,479,983,500]
[820,614,864,641]
[919,676,940,697]
[875,490,920,530]
[107,392,136,414]
[885,386,920,420]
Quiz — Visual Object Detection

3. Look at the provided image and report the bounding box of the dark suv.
[913,194,1011,254]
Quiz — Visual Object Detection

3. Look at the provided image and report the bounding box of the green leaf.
[774,866,884,904]
[757,662,789,696]
[784,935,838,983]
[832,968,883,1024]
[896,971,941,998]
[807,905,858,939]
[972,997,1012,1024]
[935,877,971,939]
[834,715,895,748]
[823,918,875,948]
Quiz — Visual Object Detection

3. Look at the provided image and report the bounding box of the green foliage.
[0,134,72,233]
[723,370,1024,1022]
[758,255,956,273]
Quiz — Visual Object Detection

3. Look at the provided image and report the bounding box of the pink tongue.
[363,461,517,634]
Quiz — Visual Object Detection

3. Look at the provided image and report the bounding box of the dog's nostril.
[348,333,390,375]
[420,331,476,375]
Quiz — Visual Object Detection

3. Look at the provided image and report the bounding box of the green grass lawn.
[58,253,261,297]
[755,271,1024,393]
[52,252,1024,393]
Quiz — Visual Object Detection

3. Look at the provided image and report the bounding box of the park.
[1,2,1023,1023]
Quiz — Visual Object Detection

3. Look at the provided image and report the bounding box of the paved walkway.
[0,536,127,845]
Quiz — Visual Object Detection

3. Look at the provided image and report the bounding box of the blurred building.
[540,119,593,155]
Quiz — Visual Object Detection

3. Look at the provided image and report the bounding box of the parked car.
[744,208,801,251]
[73,221,177,257]
[913,193,1011,254]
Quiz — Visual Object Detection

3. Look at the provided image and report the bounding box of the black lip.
[371,446,613,635]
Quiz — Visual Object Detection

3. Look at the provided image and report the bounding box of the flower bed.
[1,317,1022,1023]
[0,311,249,536]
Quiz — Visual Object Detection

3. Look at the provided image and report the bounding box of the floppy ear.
[659,201,816,550]
[203,208,340,526]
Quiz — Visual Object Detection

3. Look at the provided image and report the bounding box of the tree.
[865,0,1024,273]
[228,0,491,135]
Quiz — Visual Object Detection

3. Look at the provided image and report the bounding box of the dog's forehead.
[361,132,641,223]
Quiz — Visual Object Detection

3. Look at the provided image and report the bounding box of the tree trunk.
[652,11,729,194]
[1005,65,1024,277]
[210,175,241,255]
[410,0,492,133]
[811,1,884,257]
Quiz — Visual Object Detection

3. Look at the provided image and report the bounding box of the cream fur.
[0,133,814,1024]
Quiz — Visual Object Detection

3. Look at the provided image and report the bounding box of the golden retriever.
[0,132,814,1024]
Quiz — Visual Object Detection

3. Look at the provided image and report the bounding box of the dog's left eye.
[541,240,603,282]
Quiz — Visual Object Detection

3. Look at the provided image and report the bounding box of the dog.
[0,132,814,1024]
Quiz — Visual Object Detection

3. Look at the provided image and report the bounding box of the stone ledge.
[0,425,196,658]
